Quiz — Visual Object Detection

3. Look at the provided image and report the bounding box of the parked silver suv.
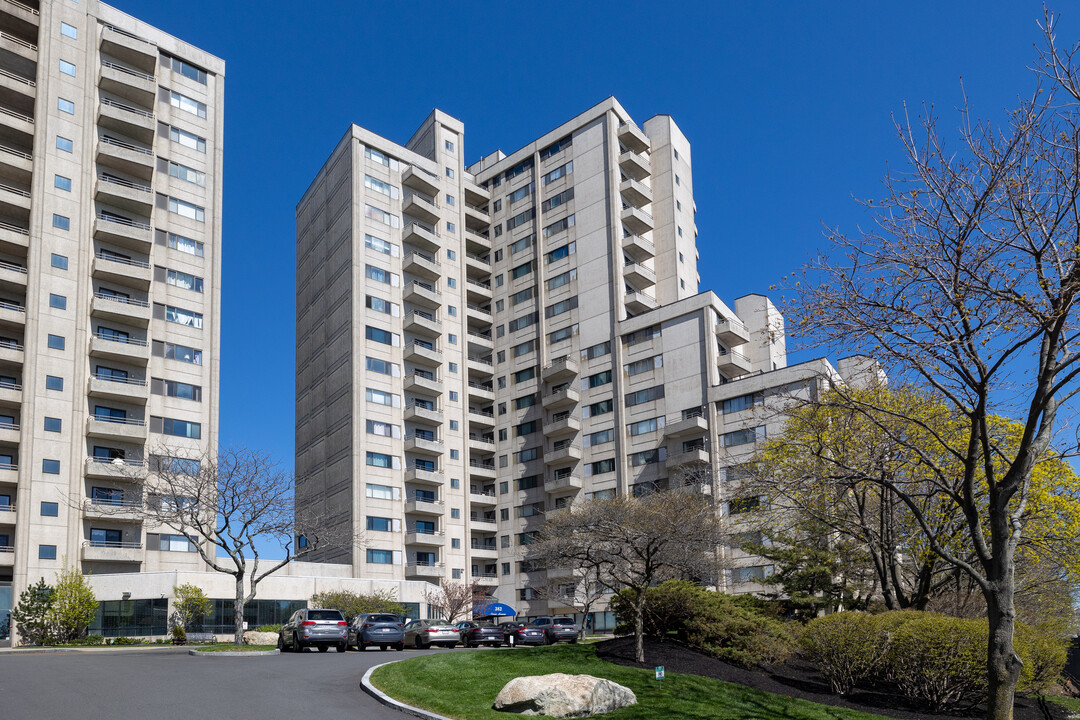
[278,608,348,653]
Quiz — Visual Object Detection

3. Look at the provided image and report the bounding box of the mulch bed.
[595,636,1068,720]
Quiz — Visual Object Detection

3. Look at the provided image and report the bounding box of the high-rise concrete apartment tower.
[0,0,223,635]
[297,98,832,619]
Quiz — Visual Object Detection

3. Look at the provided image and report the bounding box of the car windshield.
[307,610,344,621]
[368,615,399,623]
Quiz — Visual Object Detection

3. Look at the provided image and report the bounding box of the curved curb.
[361,660,456,720]
[188,648,281,657]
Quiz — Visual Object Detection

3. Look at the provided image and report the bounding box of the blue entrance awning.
[473,602,516,617]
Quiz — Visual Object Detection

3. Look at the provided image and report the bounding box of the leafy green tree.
[50,566,97,644]
[11,578,53,645]
[172,583,212,630]
[309,589,406,620]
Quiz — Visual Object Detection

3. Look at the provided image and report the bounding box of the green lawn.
[1044,695,1080,714]
[370,643,897,720]
[192,644,278,653]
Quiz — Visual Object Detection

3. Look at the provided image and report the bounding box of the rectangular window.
[625,385,665,407]
[723,393,761,414]
[366,452,398,469]
[160,534,198,552]
[585,428,614,447]
[512,367,536,384]
[364,204,400,228]
[167,269,203,293]
[169,161,206,187]
[365,234,398,256]
[541,188,574,212]
[506,158,534,180]
[43,459,60,474]
[44,417,61,433]
[365,357,399,376]
[510,235,533,254]
[56,136,73,153]
[365,147,398,169]
[543,215,575,238]
[511,261,533,280]
[170,91,207,118]
[170,126,206,153]
[45,376,63,391]
[53,214,70,230]
[548,324,577,344]
[625,355,663,376]
[506,207,535,230]
[365,295,399,316]
[545,242,576,264]
[587,459,615,476]
[364,175,399,199]
[166,306,203,329]
[515,421,537,437]
[445,140,454,152]
[512,340,535,359]
[366,419,399,438]
[365,264,398,286]
[628,417,664,436]
[47,335,65,350]
[165,54,208,84]
[514,394,536,410]
[585,370,612,389]
[41,502,59,517]
[168,233,204,257]
[540,135,572,160]
[366,388,399,407]
[629,448,666,467]
[508,183,534,205]
[542,160,573,185]
[39,545,57,560]
[57,98,74,114]
[515,447,538,464]
[164,342,202,365]
[54,175,71,192]
[366,483,397,500]
[507,311,539,333]
[366,516,393,532]
[49,294,66,310]
[583,341,611,360]
[60,22,77,39]
[366,549,394,564]
[161,418,201,439]
[365,325,398,346]
[624,325,661,346]
[545,297,578,319]
[59,59,76,77]
[168,197,205,222]
[446,167,454,178]
[545,269,576,291]
[51,253,68,269]
[584,399,613,418]
[723,426,766,447]
[728,497,762,515]
[509,287,534,306]
[163,380,202,401]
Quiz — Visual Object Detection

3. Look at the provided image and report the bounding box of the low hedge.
[801,612,888,695]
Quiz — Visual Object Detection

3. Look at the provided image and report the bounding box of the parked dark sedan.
[498,621,546,647]
[530,616,579,644]
[455,621,505,647]
[349,613,405,651]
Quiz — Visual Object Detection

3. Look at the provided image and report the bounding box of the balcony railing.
[101,97,153,119]
[96,212,151,230]
[466,279,491,290]
[467,433,495,444]
[104,24,157,46]
[101,60,155,82]
[0,143,30,161]
[467,355,493,366]
[85,540,142,549]
[470,541,497,550]
[405,250,439,266]
[94,291,149,308]
[98,173,152,193]
[89,497,142,508]
[469,460,495,470]
[682,406,706,420]
[0,259,23,275]
[0,219,27,235]
[95,251,150,269]
[407,494,441,505]
[91,372,147,386]
[467,381,493,392]
[89,415,145,426]
[0,105,32,124]
[466,252,491,265]
[468,408,494,419]
[0,66,33,87]
[0,299,22,312]
[4,0,39,16]
[93,331,147,347]
[467,302,492,314]
[87,457,146,468]
[0,29,35,51]
[101,135,152,155]
[0,182,28,198]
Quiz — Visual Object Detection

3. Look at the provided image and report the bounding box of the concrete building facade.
[295,97,858,621]
[0,0,223,638]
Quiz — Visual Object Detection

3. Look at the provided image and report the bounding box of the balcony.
[467,408,495,429]
[468,460,496,480]
[0,178,29,212]
[405,467,443,486]
[469,543,499,560]
[0,461,15,486]
[94,212,152,252]
[0,218,26,254]
[715,316,751,347]
[96,135,154,180]
[88,373,148,404]
[402,222,440,253]
[618,150,650,181]
[464,203,490,228]
[546,473,584,494]
[466,302,492,325]
[469,490,497,507]
[542,385,579,410]
[100,24,158,74]
[404,404,443,427]
[0,142,31,181]
[0,0,39,27]
[465,252,491,277]
[0,379,19,406]
[468,432,496,453]
[0,418,17,444]
[83,497,143,521]
[0,338,21,366]
[402,165,440,196]
[86,415,147,442]
[403,280,441,310]
[404,340,442,368]
[543,413,580,438]
[404,497,443,516]
[544,443,582,466]
[91,291,151,327]
[623,261,656,290]
[97,97,155,145]
[402,250,441,281]
[98,60,156,108]
[84,457,147,482]
[0,103,33,139]
[620,206,653,235]
[405,433,444,456]
[469,514,498,531]
[403,192,440,224]
[472,573,499,587]
[0,298,23,328]
[0,66,35,104]
[466,330,493,353]
[466,381,494,403]
[619,177,653,207]
[666,447,711,468]
[0,501,14,525]
[404,373,442,397]
[618,123,651,154]
[92,251,152,291]
[464,180,490,206]
[89,333,150,364]
[665,412,709,439]
[625,291,658,314]
[718,348,753,378]
[0,544,12,566]
[466,355,494,378]
[542,355,578,382]
[622,234,652,262]
[81,540,142,564]
[404,310,441,338]
[405,530,445,547]
[95,172,153,215]
[465,229,491,254]
[465,278,492,302]
[405,562,445,580]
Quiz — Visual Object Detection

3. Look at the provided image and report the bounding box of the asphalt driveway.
[0,645,455,720]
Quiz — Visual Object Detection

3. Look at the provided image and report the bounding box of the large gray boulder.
[493,673,637,717]
[243,631,279,646]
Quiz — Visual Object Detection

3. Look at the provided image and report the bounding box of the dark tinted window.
[307,610,344,621]
[553,617,575,625]
[368,615,399,623]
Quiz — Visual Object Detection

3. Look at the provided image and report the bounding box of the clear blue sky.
[105,0,1067,467]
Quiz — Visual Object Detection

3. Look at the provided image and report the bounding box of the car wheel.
[570,637,578,644]
[546,634,554,645]
[277,634,284,650]
[294,634,304,652]
[336,643,347,653]
[358,641,366,652]
[396,643,404,651]
[318,645,329,653]
[414,636,423,649]
[380,645,388,651]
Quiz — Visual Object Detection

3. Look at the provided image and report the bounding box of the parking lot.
[0,645,460,720]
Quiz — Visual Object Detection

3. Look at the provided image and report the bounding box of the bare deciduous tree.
[421,579,488,624]
[787,12,1080,718]
[90,446,350,645]
[531,490,724,663]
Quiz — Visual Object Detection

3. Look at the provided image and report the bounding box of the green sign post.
[655,666,664,690]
